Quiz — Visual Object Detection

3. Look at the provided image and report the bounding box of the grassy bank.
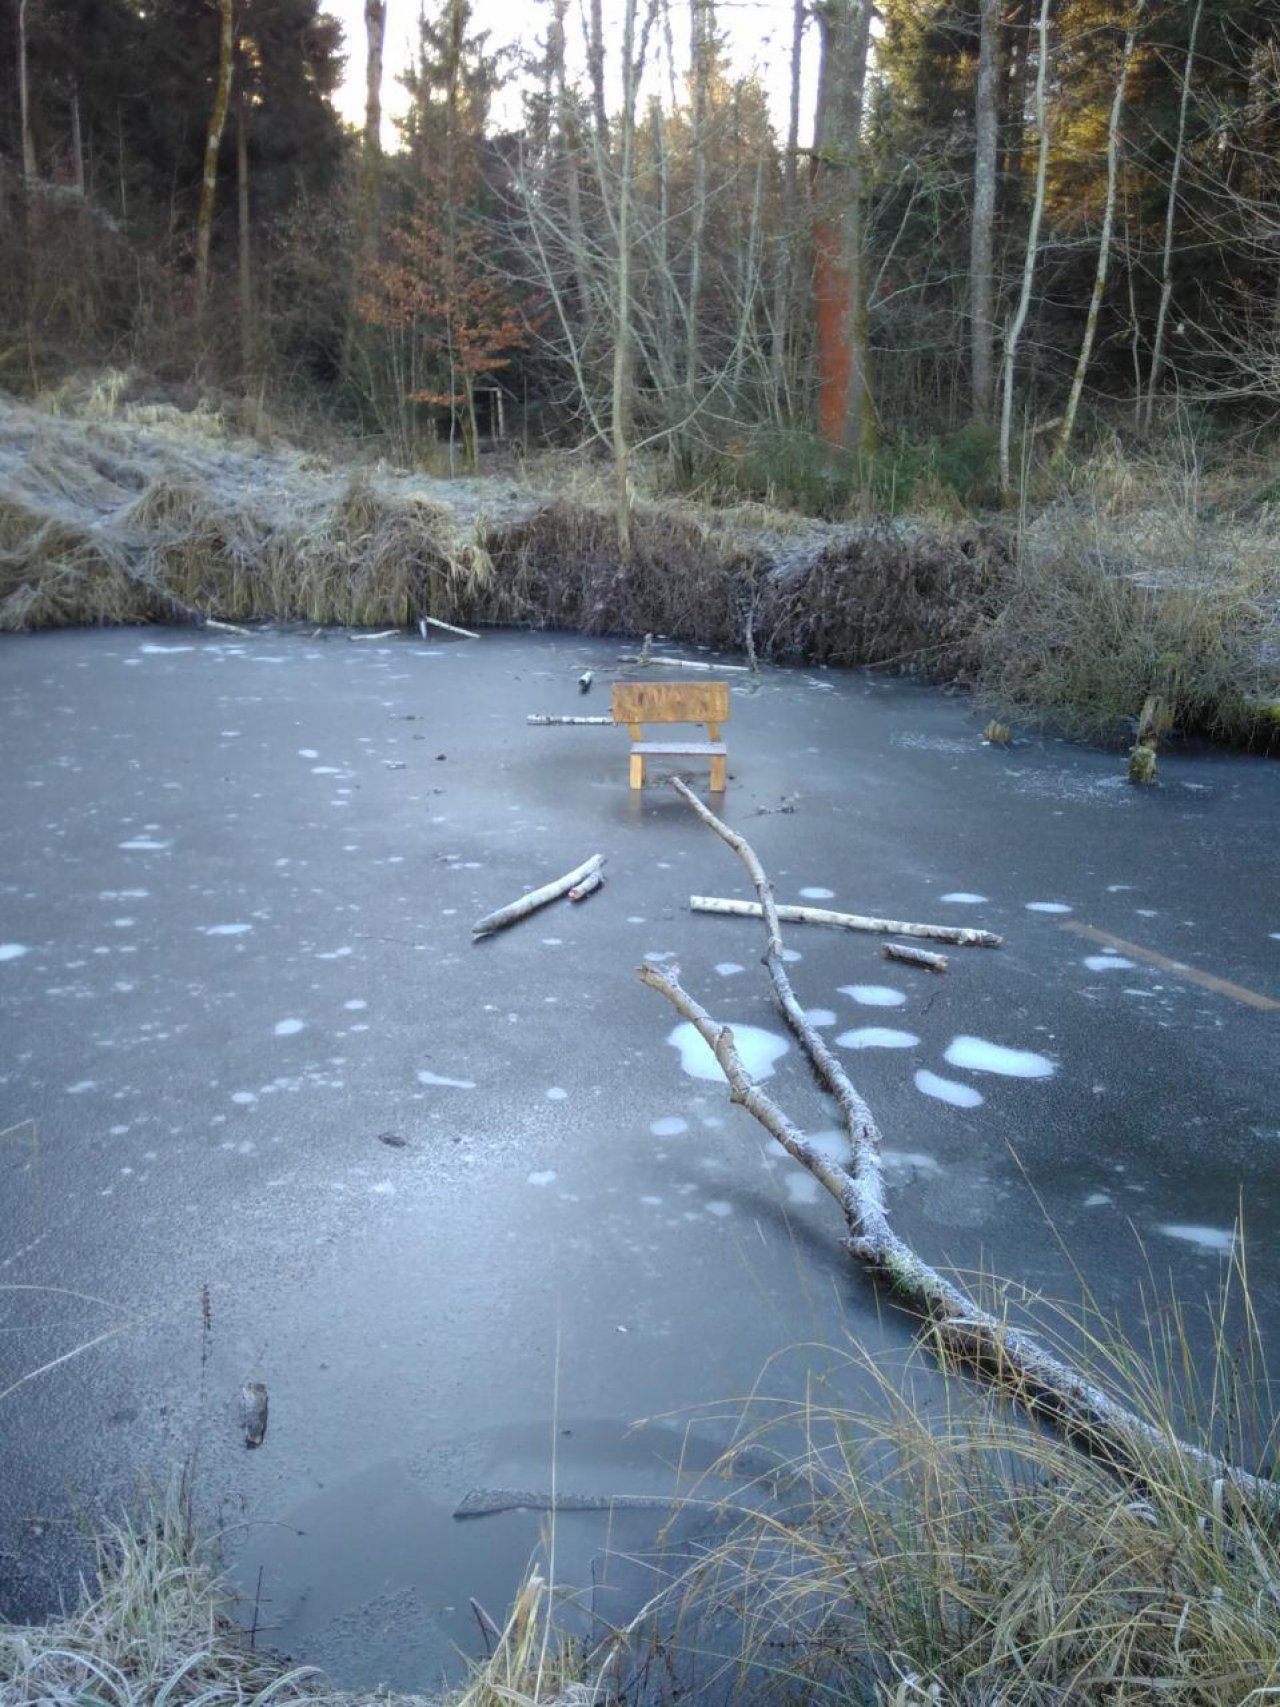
[1,389,1276,749]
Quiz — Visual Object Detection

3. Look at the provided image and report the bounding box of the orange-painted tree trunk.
[811,0,875,452]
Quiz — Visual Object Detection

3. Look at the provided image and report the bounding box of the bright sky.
[324,0,816,146]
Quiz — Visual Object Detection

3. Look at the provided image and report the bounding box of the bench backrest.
[611,680,730,726]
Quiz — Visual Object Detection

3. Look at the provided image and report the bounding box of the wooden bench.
[611,681,730,791]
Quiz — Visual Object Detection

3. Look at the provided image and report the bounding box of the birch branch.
[617,654,750,673]
[473,855,604,938]
[646,778,1277,1512]
[568,869,604,902]
[419,615,480,640]
[526,714,615,726]
[690,895,1001,948]
[883,942,949,973]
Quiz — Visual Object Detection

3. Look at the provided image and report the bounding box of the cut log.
[690,895,1001,948]
[419,614,480,640]
[642,777,1276,1515]
[883,942,949,973]
[473,855,604,938]
[526,714,614,726]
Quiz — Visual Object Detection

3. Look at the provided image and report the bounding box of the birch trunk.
[1144,0,1201,432]
[236,83,253,388]
[1053,4,1144,465]
[998,0,1051,502]
[195,0,235,320]
[684,0,711,414]
[612,0,640,555]
[970,0,1000,422]
[588,0,608,143]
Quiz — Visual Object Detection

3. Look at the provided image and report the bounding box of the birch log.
[473,855,604,937]
[527,715,614,726]
[883,942,948,973]
[691,895,1001,948]
[419,615,480,640]
[646,778,1276,1512]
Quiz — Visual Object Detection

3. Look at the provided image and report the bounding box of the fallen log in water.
[643,777,1275,1514]
[690,894,1001,948]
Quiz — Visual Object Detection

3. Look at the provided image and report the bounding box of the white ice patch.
[316,946,353,960]
[311,766,342,776]
[784,1173,820,1205]
[139,643,194,654]
[370,1180,395,1196]
[804,1008,836,1028]
[201,923,252,937]
[1083,1192,1112,1207]
[528,1170,557,1187]
[231,1091,257,1105]
[298,749,319,759]
[839,984,906,1007]
[667,1021,789,1082]
[798,886,835,900]
[943,1036,1055,1078]
[714,962,745,977]
[417,1069,476,1089]
[882,1149,942,1175]
[781,949,802,963]
[939,892,988,904]
[546,1086,568,1100]
[650,1116,688,1137]
[0,944,30,962]
[274,1018,305,1036]
[1025,901,1072,914]
[836,1027,919,1050]
[914,1070,984,1109]
[705,1200,733,1217]
[119,838,170,852]
[1106,884,1133,893]
[66,1079,96,1094]
[1084,954,1137,971]
[1159,1223,1235,1255]
[343,999,367,1010]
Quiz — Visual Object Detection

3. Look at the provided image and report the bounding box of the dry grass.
[618,1258,1280,1707]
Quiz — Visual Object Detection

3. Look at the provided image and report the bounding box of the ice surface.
[943,1036,1055,1078]
[274,1018,306,1036]
[798,887,835,900]
[0,944,29,961]
[939,892,988,904]
[417,1070,477,1089]
[836,1027,919,1049]
[714,963,745,976]
[650,1116,688,1136]
[1025,901,1072,914]
[1159,1224,1235,1255]
[1084,954,1137,971]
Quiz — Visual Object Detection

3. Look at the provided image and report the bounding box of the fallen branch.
[617,653,750,673]
[645,778,1276,1513]
[690,894,1001,948]
[204,617,252,636]
[568,869,604,902]
[349,629,399,641]
[526,714,614,726]
[883,942,949,973]
[419,614,480,640]
[473,855,604,938]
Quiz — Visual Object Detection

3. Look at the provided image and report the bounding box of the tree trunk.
[195,0,235,321]
[364,0,386,155]
[1144,0,1201,432]
[769,0,807,414]
[236,82,253,390]
[18,0,37,188]
[588,0,608,142]
[970,0,1000,422]
[70,80,86,196]
[612,0,640,555]
[684,0,711,412]
[998,0,1051,502]
[812,0,875,452]
[1053,3,1144,465]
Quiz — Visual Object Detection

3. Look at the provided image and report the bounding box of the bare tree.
[195,0,235,319]
[970,0,1000,422]
[769,0,807,412]
[1143,0,1201,431]
[1053,0,1145,465]
[998,0,1051,500]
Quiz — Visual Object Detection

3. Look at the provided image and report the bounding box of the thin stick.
[883,942,949,973]
[690,894,1001,948]
[419,614,480,640]
[349,629,399,641]
[526,714,615,726]
[204,617,252,636]
[473,855,604,938]
[645,778,1275,1512]
[568,869,604,902]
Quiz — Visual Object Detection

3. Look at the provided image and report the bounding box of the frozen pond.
[1,626,1278,1688]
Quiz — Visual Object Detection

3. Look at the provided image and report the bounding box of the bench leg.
[710,753,726,791]
[630,750,645,790]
